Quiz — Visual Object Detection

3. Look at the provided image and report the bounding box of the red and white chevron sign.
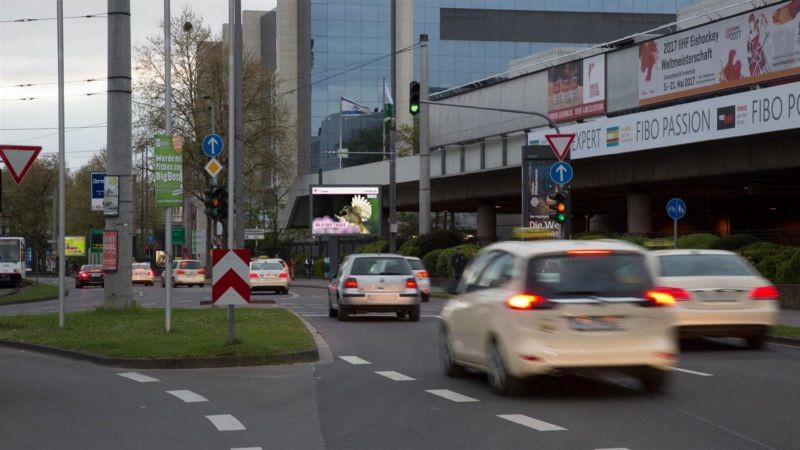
[212,249,251,305]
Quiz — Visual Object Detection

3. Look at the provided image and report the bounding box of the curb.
[290,310,334,364]
[289,282,328,290]
[768,335,800,347]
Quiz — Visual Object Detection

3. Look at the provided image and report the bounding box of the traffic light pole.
[164,0,173,332]
[418,34,430,236]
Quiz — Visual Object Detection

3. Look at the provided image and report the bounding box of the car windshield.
[251,261,284,271]
[658,254,756,277]
[178,261,202,270]
[350,257,412,276]
[407,259,425,270]
[527,252,652,297]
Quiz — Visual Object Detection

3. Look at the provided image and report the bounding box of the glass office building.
[308,0,702,172]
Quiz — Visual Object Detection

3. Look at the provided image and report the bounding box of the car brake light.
[249,273,259,279]
[506,294,545,310]
[147,270,154,276]
[653,286,692,301]
[644,289,677,306]
[80,272,89,279]
[198,268,205,275]
[566,249,612,255]
[279,272,288,279]
[344,277,358,289]
[417,270,429,278]
[176,269,186,275]
[749,285,779,300]
[405,277,417,289]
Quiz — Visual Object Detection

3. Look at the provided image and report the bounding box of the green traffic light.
[410,104,419,113]
[557,213,566,222]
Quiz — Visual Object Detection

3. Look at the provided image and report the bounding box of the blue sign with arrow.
[549,161,573,185]
[666,197,686,220]
[202,133,224,158]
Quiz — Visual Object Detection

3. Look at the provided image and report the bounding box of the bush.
[418,230,464,256]
[756,247,800,283]
[612,234,647,247]
[775,250,800,284]
[677,233,719,249]
[312,257,325,279]
[574,232,610,240]
[422,249,444,277]
[437,244,482,279]
[357,240,389,254]
[398,238,422,257]
[738,242,783,267]
[710,234,760,251]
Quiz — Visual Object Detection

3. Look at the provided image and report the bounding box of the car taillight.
[279,272,288,279]
[80,272,89,279]
[249,273,259,279]
[198,268,205,275]
[506,294,546,310]
[749,285,779,300]
[644,288,678,306]
[147,270,154,276]
[417,271,429,278]
[344,277,358,289]
[176,269,186,275]
[405,278,417,289]
[566,249,612,255]
[652,286,692,301]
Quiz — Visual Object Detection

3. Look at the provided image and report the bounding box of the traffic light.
[209,187,227,221]
[548,191,568,223]
[409,81,420,116]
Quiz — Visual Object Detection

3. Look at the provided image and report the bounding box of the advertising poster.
[310,186,381,236]
[90,171,105,212]
[65,236,86,257]
[103,175,119,217]
[547,54,606,122]
[154,134,183,208]
[89,229,103,254]
[102,230,118,272]
[639,0,800,105]
[521,147,560,237]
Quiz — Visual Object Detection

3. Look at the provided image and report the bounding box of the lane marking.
[206,414,246,431]
[425,389,479,403]
[595,448,631,450]
[339,355,371,365]
[375,371,416,381]
[166,390,208,403]
[497,414,566,431]
[672,367,713,377]
[302,314,329,317]
[421,315,441,319]
[117,372,159,383]
[232,448,262,450]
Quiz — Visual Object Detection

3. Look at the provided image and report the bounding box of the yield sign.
[0,145,42,184]
[212,249,251,305]
[545,134,575,162]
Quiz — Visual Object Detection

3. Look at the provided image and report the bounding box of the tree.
[395,118,419,156]
[66,151,107,237]
[343,126,384,168]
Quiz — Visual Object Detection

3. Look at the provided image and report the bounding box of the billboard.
[102,230,118,272]
[89,228,103,254]
[639,0,800,105]
[521,146,561,238]
[103,175,119,217]
[547,54,606,122]
[154,134,183,208]
[65,236,86,257]
[310,186,381,236]
[90,171,105,211]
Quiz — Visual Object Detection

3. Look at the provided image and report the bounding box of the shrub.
[422,249,444,277]
[776,250,800,284]
[398,238,422,257]
[437,244,482,279]
[677,233,719,249]
[738,242,782,267]
[312,257,325,279]
[418,230,464,256]
[710,234,760,251]
[757,247,800,283]
[574,232,610,240]
[357,240,389,254]
[612,234,647,247]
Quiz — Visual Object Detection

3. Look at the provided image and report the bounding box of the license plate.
[569,316,624,332]
[92,274,102,278]
[368,293,398,302]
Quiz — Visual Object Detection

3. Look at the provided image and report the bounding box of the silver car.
[328,253,421,321]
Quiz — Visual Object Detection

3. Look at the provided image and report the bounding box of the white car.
[161,259,205,287]
[440,240,678,395]
[406,257,431,302]
[650,249,779,349]
[249,259,290,294]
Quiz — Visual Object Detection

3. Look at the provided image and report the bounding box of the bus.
[0,237,26,287]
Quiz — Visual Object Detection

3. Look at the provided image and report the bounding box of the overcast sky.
[0,0,276,169]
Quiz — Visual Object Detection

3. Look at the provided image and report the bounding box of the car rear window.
[406,259,425,270]
[251,262,283,271]
[350,257,412,276]
[526,252,652,297]
[133,263,150,270]
[178,260,202,269]
[658,254,756,277]
[82,265,102,271]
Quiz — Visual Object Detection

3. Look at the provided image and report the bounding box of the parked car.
[328,253,421,321]
[650,249,779,349]
[440,240,679,395]
[249,259,290,294]
[75,264,104,288]
[161,259,205,287]
[131,262,154,286]
[406,256,431,302]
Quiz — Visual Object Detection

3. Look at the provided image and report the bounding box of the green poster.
[172,226,185,246]
[89,228,103,254]
[154,134,183,208]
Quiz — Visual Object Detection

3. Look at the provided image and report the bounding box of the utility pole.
[233,0,245,249]
[226,0,237,344]
[418,34,430,236]
[105,0,134,309]
[57,0,65,327]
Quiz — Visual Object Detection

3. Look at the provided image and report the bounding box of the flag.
[340,97,371,115]
[383,80,394,119]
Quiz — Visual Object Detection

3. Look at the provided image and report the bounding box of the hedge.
[436,244,482,279]
[573,232,610,240]
[398,238,422,257]
[710,234,760,251]
[422,249,444,277]
[738,242,783,267]
[357,240,389,254]
[677,233,719,249]
[756,247,800,283]
[418,230,464,256]
[776,250,800,284]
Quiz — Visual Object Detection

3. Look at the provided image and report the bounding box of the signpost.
[549,161,573,185]
[202,133,224,158]
[212,249,250,344]
[666,197,686,249]
[545,134,575,161]
[0,145,42,184]
[244,228,265,240]
[205,158,223,178]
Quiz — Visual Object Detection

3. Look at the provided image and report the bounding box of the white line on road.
[231,447,262,450]
[497,414,566,431]
[117,372,159,383]
[375,371,416,381]
[206,414,246,431]
[672,367,713,377]
[166,390,208,403]
[595,448,631,450]
[339,355,371,365]
[302,314,328,317]
[426,389,479,403]
[421,315,441,319]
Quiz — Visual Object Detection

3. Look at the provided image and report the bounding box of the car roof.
[651,249,736,256]
[250,259,284,265]
[481,239,648,257]
[353,253,406,258]
[405,256,421,261]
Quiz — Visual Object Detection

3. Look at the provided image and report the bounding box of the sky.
[0,0,276,170]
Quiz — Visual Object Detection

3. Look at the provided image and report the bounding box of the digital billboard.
[310,186,381,236]
[65,236,86,257]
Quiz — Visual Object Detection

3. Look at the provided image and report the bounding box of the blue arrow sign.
[549,161,573,185]
[666,197,686,220]
[202,133,224,157]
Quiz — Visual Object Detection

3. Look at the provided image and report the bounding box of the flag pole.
[338,95,343,170]
[382,79,387,161]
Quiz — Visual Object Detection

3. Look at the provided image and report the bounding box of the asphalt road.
[1,284,799,449]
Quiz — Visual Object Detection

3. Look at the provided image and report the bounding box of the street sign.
[545,134,575,161]
[202,133,224,157]
[205,157,223,178]
[549,161,573,185]
[0,144,42,184]
[212,249,251,305]
[666,198,686,220]
[172,226,186,246]
[90,172,106,211]
[244,228,265,240]
[338,147,349,159]
[148,235,155,243]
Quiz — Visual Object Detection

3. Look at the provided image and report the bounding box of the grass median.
[0,306,313,360]
[0,281,59,306]
[771,324,800,339]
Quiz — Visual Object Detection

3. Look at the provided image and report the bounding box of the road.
[1,284,799,449]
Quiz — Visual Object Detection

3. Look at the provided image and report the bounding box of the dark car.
[75,264,104,288]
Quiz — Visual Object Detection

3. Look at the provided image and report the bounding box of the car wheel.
[639,368,670,393]
[745,332,766,350]
[488,339,524,396]
[396,311,408,320]
[172,282,177,288]
[199,283,204,288]
[440,327,466,377]
[421,293,430,303]
[408,305,420,322]
[337,301,350,322]
[75,282,82,289]
[328,300,338,318]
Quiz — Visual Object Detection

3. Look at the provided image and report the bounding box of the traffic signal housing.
[548,191,568,223]
[208,187,227,221]
[409,81,420,116]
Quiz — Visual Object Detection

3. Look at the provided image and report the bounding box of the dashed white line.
[497,414,566,431]
[231,447,262,450]
[375,371,416,381]
[421,315,441,319]
[672,367,713,377]
[206,414,246,431]
[595,448,631,450]
[117,372,159,383]
[339,355,371,365]
[426,389,479,402]
[166,390,208,403]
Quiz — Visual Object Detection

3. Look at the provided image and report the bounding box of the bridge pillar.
[477,203,497,244]
[627,192,653,235]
